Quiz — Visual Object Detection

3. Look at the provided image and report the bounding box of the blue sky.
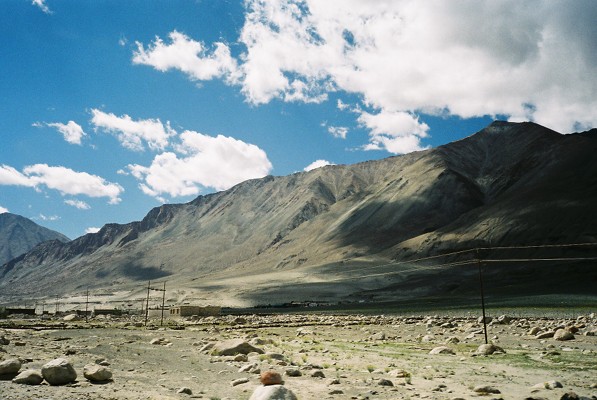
[1,0,595,239]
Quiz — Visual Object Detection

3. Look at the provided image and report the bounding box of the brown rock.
[260,371,283,386]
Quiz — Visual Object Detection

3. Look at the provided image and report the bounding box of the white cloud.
[32,0,51,14]
[358,110,429,154]
[127,130,272,199]
[0,206,8,214]
[90,109,175,152]
[38,214,59,221]
[134,0,597,146]
[304,159,334,171]
[132,31,240,84]
[35,121,86,145]
[64,199,90,210]
[327,126,348,139]
[0,164,123,204]
[85,227,100,234]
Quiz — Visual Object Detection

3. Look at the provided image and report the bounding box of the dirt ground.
[1,313,596,400]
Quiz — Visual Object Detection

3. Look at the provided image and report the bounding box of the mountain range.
[0,213,69,266]
[1,121,596,307]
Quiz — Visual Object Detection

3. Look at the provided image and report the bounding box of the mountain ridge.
[1,121,596,306]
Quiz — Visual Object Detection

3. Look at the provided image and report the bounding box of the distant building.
[169,305,221,317]
[93,308,122,316]
[5,307,36,316]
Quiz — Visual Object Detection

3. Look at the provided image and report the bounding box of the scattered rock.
[12,369,43,385]
[554,329,575,341]
[83,364,112,382]
[475,343,505,355]
[63,313,80,321]
[370,331,386,340]
[473,385,501,394]
[232,377,250,386]
[261,371,283,385]
[285,368,302,377]
[212,339,264,356]
[310,370,325,378]
[41,358,77,385]
[249,384,298,400]
[377,378,393,386]
[177,387,193,395]
[0,358,21,376]
[429,346,455,355]
[536,331,556,339]
[0,335,9,345]
[560,392,580,400]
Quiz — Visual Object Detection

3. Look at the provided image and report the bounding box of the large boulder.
[83,364,112,382]
[429,346,455,355]
[249,384,298,400]
[554,329,575,341]
[12,369,43,385]
[41,358,77,385]
[212,339,264,356]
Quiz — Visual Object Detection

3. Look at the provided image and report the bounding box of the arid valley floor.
[1,312,596,400]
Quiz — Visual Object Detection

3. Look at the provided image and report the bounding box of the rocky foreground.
[1,313,596,399]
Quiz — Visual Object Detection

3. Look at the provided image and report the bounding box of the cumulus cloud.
[0,164,123,204]
[127,130,272,199]
[32,0,51,14]
[358,110,429,154]
[0,206,8,214]
[132,31,240,84]
[85,227,100,234]
[134,0,597,148]
[304,159,334,171]
[65,199,91,210]
[327,126,348,139]
[35,121,86,145]
[90,109,175,151]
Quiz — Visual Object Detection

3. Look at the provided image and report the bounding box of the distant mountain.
[0,213,70,265]
[1,121,596,306]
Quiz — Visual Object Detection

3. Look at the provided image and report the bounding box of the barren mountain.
[1,121,596,307]
[0,213,69,265]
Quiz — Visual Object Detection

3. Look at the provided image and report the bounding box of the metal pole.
[85,289,89,323]
[476,249,488,344]
[144,280,151,326]
[160,281,166,326]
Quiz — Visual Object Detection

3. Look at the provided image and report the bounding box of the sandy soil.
[1,313,596,400]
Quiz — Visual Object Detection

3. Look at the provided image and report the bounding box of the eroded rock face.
[249,384,298,400]
[41,357,77,385]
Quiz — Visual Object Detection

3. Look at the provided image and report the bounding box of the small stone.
[83,364,112,382]
[328,389,344,395]
[0,335,10,345]
[311,370,325,378]
[232,377,250,386]
[177,387,193,395]
[377,378,394,386]
[473,385,501,394]
[560,392,580,400]
[212,339,264,356]
[429,346,455,355]
[285,368,302,377]
[536,331,555,339]
[475,343,505,355]
[12,369,43,385]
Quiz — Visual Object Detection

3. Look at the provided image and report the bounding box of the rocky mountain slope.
[1,121,596,306]
[0,213,69,265]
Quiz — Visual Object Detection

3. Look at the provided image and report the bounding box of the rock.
[388,369,410,378]
[260,371,283,385]
[473,385,501,394]
[265,352,286,361]
[536,331,555,339]
[12,369,43,385]
[445,336,460,344]
[497,315,512,324]
[212,339,264,356]
[377,378,394,386]
[249,384,298,400]
[310,370,325,378]
[478,316,493,324]
[0,358,21,376]
[41,358,77,385]
[554,329,575,341]
[285,368,302,377]
[232,377,250,386]
[0,336,10,345]
[239,363,260,374]
[429,346,455,355]
[177,387,193,395]
[475,343,505,355]
[150,337,169,345]
[528,327,542,335]
[63,313,79,321]
[371,332,386,340]
[83,364,112,382]
[422,334,435,342]
[560,392,580,400]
